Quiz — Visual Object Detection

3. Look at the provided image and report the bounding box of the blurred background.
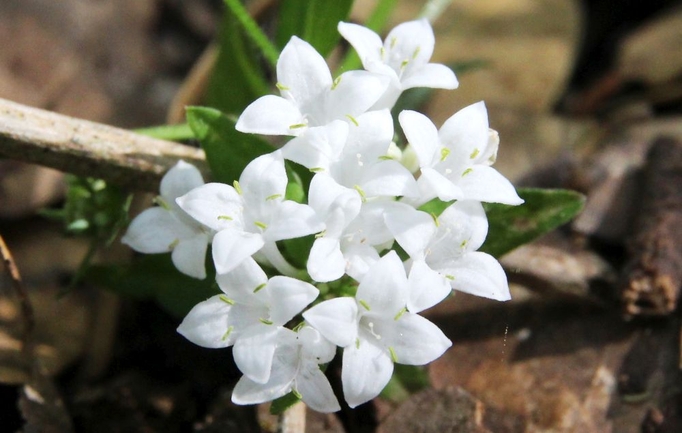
[1,0,682,432]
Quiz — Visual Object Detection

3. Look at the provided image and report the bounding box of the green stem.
[134,123,194,142]
[223,0,280,69]
[418,0,454,23]
[63,237,100,296]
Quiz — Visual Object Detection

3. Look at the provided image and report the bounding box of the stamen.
[356,153,364,167]
[221,326,234,341]
[233,180,242,195]
[359,300,371,311]
[332,76,342,90]
[470,148,480,159]
[390,37,397,49]
[345,114,359,126]
[430,213,440,227]
[253,283,266,293]
[266,194,282,201]
[219,295,235,305]
[400,59,409,70]
[440,148,450,162]
[412,46,421,59]
[353,185,366,202]
[310,167,325,173]
[218,215,233,221]
[289,123,307,129]
[254,221,268,230]
[153,196,171,210]
[445,274,455,280]
[367,322,381,340]
[389,346,398,363]
[168,239,180,250]
[276,82,290,91]
[292,389,303,399]
[394,307,407,321]
[462,168,473,177]
[259,318,273,325]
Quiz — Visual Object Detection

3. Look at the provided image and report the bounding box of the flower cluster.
[122,19,522,412]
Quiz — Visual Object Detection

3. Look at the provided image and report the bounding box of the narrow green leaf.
[186,106,274,183]
[270,391,301,415]
[134,123,194,142]
[207,6,271,115]
[223,0,280,68]
[276,0,354,57]
[481,188,585,258]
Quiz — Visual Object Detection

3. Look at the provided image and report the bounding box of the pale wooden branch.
[0,97,208,192]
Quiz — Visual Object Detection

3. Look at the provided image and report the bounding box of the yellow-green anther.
[289,123,307,129]
[355,338,361,349]
[266,194,282,201]
[445,274,455,280]
[276,82,289,91]
[315,230,327,239]
[332,76,342,90]
[168,239,180,250]
[440,147,450,162]
[430,212,440,227]
[345,114,359,126]
[389,346,398,363]
[390,37,397,49]
[253,283,266,293]
[310,167,325,173]
[394,307,407,321]
[470,148,480,159]
[254,221,268,230]
[153,196,171,210]
[460,240,468,249]
[233,180,242,194]
[219,295,235,305]
[380,46,386,59]
[400,59,409,70]
[378,155,394,161]
[462,168,473,177]
[259,318,273,325]
[292,322,305,332]
[293,389,303,399]
[353,185,366,202]
[222,326,234,341]
[218,215,233,221]
[412,46,421,59]
[359,300,371,311]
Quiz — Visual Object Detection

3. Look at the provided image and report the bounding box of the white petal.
[386,313,451,365]
[232,330,299,403]
[355,251,407,315]
[343,109,394,162]
[122,208,194,253]
[233,326,280,383]
[337,22,383,70]
[360,160,419,198]
[407,260,452,313]
[240,151,287,206]
[277,36,332,110]
[176,183,242,231]
[309,174,361,236]
[418,167,463,202]
[296,362,341,413]
[212,229,265,274]
[459,165,524,205]
[308,237,346,283]
[342,339,393,408]
[385,19,435,68]
[216,257,268,302]
[160,161,205,201]
[265,201,324,241]
[399,110,440,169]
[439,252,511,301]
[324,71,388,122]
[438,101,489,162]
[177,295,234,348]
[384,206,435,259]
[298,326,337,364]
[342,243,380,281]
[171,235,209,279]
[436,201,489,252]
[303,298,358,347]
[401,63,458,90]
[281,121,349,171]
[236,95,304,135]
[267,276,318,325]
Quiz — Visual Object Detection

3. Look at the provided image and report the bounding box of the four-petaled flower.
[303,251,451,407]
[122,161,211,279]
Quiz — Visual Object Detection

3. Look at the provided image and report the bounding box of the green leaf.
[270,391,301,415]
[186,106,274,183]
[276,0,354,57]
[206,5,271,115]
[481,188,585,258]
[88,254,219,318]
[135,123,194,142]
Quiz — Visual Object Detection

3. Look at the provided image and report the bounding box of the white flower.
[385,200,511,308]
[236,36,388,136]
[177,258,319,384]
[232,326,340,413]
[399,102,523,206]
[303,251,451,408]
[338,18,458,109]
[122,160,211,279]
[176,151,323,275]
